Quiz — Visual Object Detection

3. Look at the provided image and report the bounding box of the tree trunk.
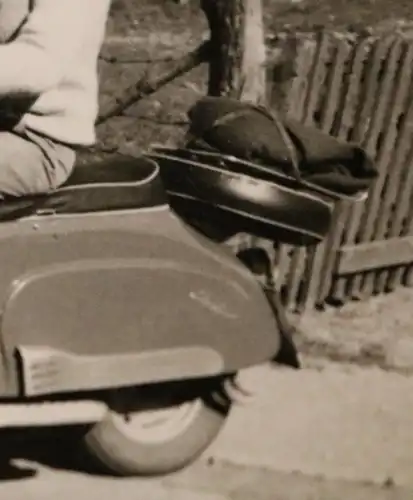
[200,0,266,104]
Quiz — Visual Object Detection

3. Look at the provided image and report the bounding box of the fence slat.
[276,34,317,309]
[284,247,307,311]
[319,37,353,133]
[383,118,413,290]
[286,38,317,121]
[351,38,394,142]
[315,36,371,305]
[297,244,320,312]
[298,36,353,311]
[361,40,411,296]
[389,142,413,287]
[302,31,332,124]
[401,195,413,286]
[283,33,332,310]
[274,243,290,282]
[275,244,293,291]
[343,37,404,299]
[324,36,373,304]
[330,37,395,302]
[368,43,413,294]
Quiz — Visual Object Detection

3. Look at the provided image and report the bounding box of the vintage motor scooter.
[0,98,375,477]
[0,152,303,477]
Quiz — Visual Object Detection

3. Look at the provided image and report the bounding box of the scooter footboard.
[15,345,224,397]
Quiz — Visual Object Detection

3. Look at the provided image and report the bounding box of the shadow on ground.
[0,426,411,500]
[0,427,109,482]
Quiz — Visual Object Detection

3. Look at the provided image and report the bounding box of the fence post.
[200,0,266,103]
[200,0,281,279]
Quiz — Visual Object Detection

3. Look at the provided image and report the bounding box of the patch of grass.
[99,0,413,154]
[107,0,413,36]
[96,39,207,155]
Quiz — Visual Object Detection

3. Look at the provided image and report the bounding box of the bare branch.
[99,54,178,64]
[121,114,189,126]
[97,40,211,126]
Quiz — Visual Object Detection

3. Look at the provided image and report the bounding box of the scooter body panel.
[0,206,280,397]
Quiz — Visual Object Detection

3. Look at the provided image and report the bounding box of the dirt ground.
[3,362,413,499]
[296,287,413,371]
[3,457,411,500]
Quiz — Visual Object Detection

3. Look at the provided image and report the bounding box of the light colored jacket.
[0,0,111,146]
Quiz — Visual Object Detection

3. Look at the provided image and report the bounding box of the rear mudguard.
[0,206,280,397]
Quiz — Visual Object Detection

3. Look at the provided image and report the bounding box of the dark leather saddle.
[147,146,367,246]
[0,155,167,222]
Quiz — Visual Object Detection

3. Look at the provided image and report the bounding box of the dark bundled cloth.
[186,97,378,197]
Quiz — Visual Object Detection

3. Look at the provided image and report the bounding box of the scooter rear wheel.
[82,378,231,476]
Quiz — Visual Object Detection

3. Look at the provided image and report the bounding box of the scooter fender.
[0,254,281,397]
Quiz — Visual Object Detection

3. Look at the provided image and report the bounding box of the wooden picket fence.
[263,29,413,313]
[99,27,413,314]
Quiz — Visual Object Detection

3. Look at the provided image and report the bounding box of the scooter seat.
[0,154,167,221]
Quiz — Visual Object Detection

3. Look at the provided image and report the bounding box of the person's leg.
[0,130,76,197]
